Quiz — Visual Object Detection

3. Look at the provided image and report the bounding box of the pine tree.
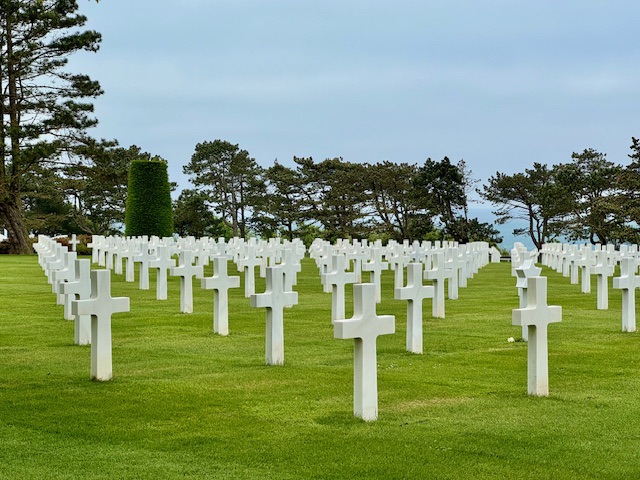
[0,0,102,253]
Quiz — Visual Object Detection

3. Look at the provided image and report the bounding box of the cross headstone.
[578,245,593,294]
[445,247,462,300]
[250,266,298,365]
[71,270,130,381]
[334,283,395,421]
[148,245,176,300]
[612,257,640,332]
[512,276,562,396]
[394,262,434,354]
[53,251,78,317]
[201,256,240,335]
[424,252,449,318]
[60,259,92,345]
[362,247,389,303]
[237,245,262,298]
[170,250,204,313]
[593,249,614,310]
[322,253,356,322]
[515,259,542,341]
[132,242,153,290]
[68,234,80,252]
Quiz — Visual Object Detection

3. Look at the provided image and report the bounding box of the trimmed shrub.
[125,161,174,237]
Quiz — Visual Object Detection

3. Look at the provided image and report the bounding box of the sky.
[71,0,639,224]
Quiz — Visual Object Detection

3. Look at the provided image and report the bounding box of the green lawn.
[1,254,639,479]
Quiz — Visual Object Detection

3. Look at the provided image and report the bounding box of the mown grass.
[1,254,639,479]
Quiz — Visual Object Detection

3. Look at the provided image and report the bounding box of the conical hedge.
[125,160,174,237]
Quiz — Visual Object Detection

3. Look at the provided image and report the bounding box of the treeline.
[24,139,499,246]
[177,140,499,245]
[482,139,640,249]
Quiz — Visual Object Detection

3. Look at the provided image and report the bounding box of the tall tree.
[363,161,425,241]
[183,140,264,237]
[481,163,568,249]
[293,157,368,241]
[0,0,102,252]
[173,189,231,239]
[255,161,305,240]
[555,149,624,244]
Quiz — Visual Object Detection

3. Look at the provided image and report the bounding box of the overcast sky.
[72,0,639,205]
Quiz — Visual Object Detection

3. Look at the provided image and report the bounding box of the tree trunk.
[0,197,32,254]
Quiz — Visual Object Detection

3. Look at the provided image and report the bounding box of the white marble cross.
[322,253,356,322]
[201,256,240,335]
[71,270,130,381]
[238,245,262,298]
[394,262,434,354]
[170,249,204,313]
[279,248,301,304]
[52,251,78,311]
[593,249,614,310]
[133,242,154,290]
[60,259,92,345]
[149,245,176,300]
[250,266,298,365]
[424,252,449,318]
[334,283,395,421]
[68,234,80,252]
[612,257,640,332]
[362,247,389,303]
[512,276,562,396]
[445,247,462,300]
[578,245,593,294]
[515,259,542,341]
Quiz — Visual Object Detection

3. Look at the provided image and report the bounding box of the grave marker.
[201,256,240,335]
[512,276,562,396]
[612,257,640,332]
[60,259,92,345]
[394,262,434,354]
[71,270,130,381]
[322,253,356,322]
[334,283,395,421]
[250,266,298,365]
[170,250,204,313]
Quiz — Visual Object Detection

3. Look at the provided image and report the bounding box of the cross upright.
[612,257,640,332]
[279,248,301,293]
[334,283,395,421]
[387,246,409,290]
[170,249,204,313]
[445,247,461,300]
[347,244,367,284]
[237,245,262,298]
[512,276,562,396]
[578,245,593,293]
[149,245,176,300]
[61,259,92,345]
[424,252,449,318]
[53,251,78,315]
[394,262,434,354]
[68,234,80,252]
[250,266,298,365]
[72,270,130,381]
[515,259,542,341]
[362,247,389,303]
[201,256,240,335]
[133,242,154,290]
[322,253,356,322]
[593,249,614,310]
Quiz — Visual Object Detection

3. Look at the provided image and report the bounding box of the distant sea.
[468,205,535,251]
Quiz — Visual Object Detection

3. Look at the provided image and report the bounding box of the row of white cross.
[537,242,640,332]
[35,234,504,421]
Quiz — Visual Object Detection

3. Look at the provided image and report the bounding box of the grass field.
[1,253,639,479]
